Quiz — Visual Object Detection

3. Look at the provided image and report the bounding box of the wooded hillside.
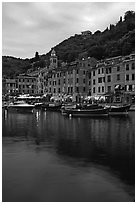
[2,11,135,78]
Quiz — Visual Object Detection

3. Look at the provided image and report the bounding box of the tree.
[124,11,135,21]
[35,51,40,62]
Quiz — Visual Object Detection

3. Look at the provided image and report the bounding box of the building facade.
[3,49,135,103]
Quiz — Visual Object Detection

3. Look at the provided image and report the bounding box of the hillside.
[2,10,135,78]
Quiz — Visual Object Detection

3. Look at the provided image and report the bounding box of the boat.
[34,102,44,109]
[7,101,35,113]
[108,104,131,115]
[129,104,135,111]
[62,104,109,117]
[42,102,62,112]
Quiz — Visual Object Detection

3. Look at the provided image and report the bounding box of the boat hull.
[109,104,131,115]
[63,108,109,117]
[7,105,34,113]
[42,103,62,112]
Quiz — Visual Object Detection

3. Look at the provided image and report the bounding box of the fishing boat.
[34,102,44,109]
[7,101,35,113]
[62,104,109,117]
[42,102,62,111]
[108,104,131,115]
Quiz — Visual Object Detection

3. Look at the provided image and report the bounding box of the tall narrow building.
[49,48,58,69]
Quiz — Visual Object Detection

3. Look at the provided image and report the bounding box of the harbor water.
[2,110,135,202]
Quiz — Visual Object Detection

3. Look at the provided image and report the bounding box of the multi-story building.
[2,78,6,95]
[17,74,37,95]
[5,79,17,94]
[3,48,135,103]
[123,54,135,93]
[47,50,98,102]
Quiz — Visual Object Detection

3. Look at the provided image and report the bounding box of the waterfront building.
[17,74,37,95]
[2,78,6,95]
[123,54,135,93]
[47,52,98,102]
[89,61,105,97]
[3,49,135,103]
[5,78,17,94]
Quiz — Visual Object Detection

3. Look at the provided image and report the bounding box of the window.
[83,78,85,83]
[102,86,104,92]
[132,74,135,80]
[89,80,91,85]
[98,69,100,74]
[83,70,86,75]
[83,87,86,92]
[58,79,60,85]
[108,86,111,92]
[106,67,112,74]
[76,70,79,74]
[109,67,112,73]
[126,75,129,81]
[93,79,96,85]
[117,74,120,81]
[132,63,135,69]
[115,97,121,103]
[103,77,105,82]
[53,59,56,63]
[93,87,95,93]
[76,78,79,83]
[107,75,111,82]
[102,68,104,73]
[98,77,102,83]
[88,72,91,79]
[64,79,65,84]
[76,87,79,93]
[71,87,73,93]
[129,85,132,91]
[98,87,100,93]
[58,88,60,93]
[117,66,120,71]
[126,64,129,70]
[93,71,95,76]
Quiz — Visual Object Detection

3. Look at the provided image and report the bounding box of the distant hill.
[2,10,135,78]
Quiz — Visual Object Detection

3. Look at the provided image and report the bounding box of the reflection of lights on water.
[36,111,40,123]
[44,111,47,120]
[4,110,8,120]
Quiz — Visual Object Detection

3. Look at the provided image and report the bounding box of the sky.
[2,1,135,59]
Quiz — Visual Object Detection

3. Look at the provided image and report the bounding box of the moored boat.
[7,101,35,113]
[108,104,131,115]
[34,102,44,109]
[63,105,109,117]
[42,102,62,112]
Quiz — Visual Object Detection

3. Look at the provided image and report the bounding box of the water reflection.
[2,110,135,201]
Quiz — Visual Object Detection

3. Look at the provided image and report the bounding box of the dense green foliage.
[49,10,135,62]
[2,11,135,78]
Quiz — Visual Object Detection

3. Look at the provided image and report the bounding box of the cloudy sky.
[2,2,135,59]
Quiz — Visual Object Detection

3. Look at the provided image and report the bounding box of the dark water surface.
[2,110,135,202]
